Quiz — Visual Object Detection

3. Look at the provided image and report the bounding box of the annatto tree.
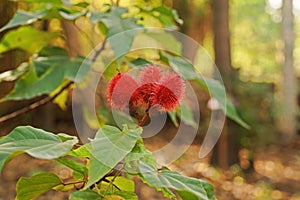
[0,0,248,199]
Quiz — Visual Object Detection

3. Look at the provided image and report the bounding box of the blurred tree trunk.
[0,1,18,117]
[276,0,297,144]
[61,21,82,57]
[0,1,17,71]
[212,0,238,169]
[173,0,212,60]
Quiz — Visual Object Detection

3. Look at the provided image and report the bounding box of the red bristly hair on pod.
[107,73,139,110]
[130,83,157,106]
[153,73,185,111]
[107,72,122,102]
[139,65,163,84]
[107,66,185,113]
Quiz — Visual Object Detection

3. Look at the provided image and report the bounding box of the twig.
[138,113,149,127]
[92,39,106,63]
[0,82,73,123]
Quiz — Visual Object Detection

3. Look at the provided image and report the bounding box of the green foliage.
[0,26,59,54]
[3,47,89,101]
[86,125,142,188]
[139,162,216,200]
[90,6,143,62]
[230,0,281,82]
[0,125,215,200]
[0,10,47,32]
[0,126,78,172]
[16,173,62,200]
[69,190,102,200]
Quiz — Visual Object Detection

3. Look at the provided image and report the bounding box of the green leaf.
[124,139,156,173]
[165,54,249,129]
[104,191,138,200]
[70,190,102,200]
[32,47,89,80]
[68,144,91,158]
[0,62,29,83]
[0,10,47,32]
[2,65,65,101]
[195,77,250,129]
[139,162,216,200]
[144,32,182,56]
[0,26,59,54]
[179,103,198,129]
[167,111,179,127]
[85,125,142,188]
[2,50,90,101]
[58,8,86,20]
[16,173,62,200]
[55,157,87,176]
[166,54,198,79]
[177,190,199,200]
[152,6,182,29]
[90,7,143,61]
[102,176,135,192]
[0,126,78,173]
[128,57,152,68]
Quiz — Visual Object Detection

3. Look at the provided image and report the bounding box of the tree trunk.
[173,1,212,60]
[0,1,17,70]
[211,0,237,169]
[61,21,82,57]
[276,0,297,144]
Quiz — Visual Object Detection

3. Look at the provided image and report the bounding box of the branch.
[0,39,107,123]
[0,82,73,123]
[92,39,107,63]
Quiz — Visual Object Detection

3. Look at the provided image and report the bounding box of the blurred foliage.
[231,0,281,83]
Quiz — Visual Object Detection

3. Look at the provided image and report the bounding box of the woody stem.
[138,113,149,127]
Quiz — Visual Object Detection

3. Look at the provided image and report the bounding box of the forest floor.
[0,123,300,200]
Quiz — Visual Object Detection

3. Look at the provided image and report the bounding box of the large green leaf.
[2,65,65,100]
[85,154,112,190]
[195,77,250,129]
[151,6,183,28]
[2,48,90,101]
[89,7,142,60]
[164,54,249,129]
[140,32,182,55]
[0,126,78,173]
[124,139,156,173]
[32,47,90,80]
[0,10,47,32]
[140,162,216,200]
[16,173,62,200]
[85,125,142,188]
[0,4,88,33]
[70,190,102,200]
[179,103,198,129]
[68,144,91,158]
[0,26,60,54]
